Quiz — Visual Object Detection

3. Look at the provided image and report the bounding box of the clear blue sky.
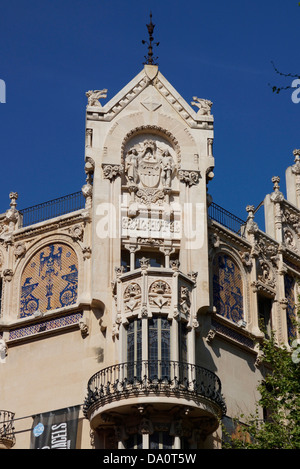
[0,0,299,229]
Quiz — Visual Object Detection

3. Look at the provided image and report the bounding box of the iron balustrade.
[0,410,15,446]
[83,360,227,417]
[208,202,246,236]
[19,191,86,228]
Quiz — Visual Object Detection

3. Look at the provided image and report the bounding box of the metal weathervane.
[142,12,159,65]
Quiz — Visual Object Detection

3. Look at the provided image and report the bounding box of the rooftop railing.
[19,191,85,228]
[17,190,245,237]
[208,202,246,236]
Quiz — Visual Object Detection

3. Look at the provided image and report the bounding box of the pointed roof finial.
[142,12,159,65]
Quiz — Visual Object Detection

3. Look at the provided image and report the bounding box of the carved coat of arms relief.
[124,139,176,205]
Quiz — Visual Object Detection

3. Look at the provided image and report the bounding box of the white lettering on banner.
[50,423,68,449]
[39,423,70,449]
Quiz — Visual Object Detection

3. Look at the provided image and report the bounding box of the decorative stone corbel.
[205,327,216,343]
[102,164,123,181]
[178,170,201,187]
[187,271,198,283]
[79,316,89,337]
[139,257,150,270]
[170,259,180,271]
[3,269,13,282]
[255,350,264,368]
[239,251,252,269]
[14,241,26,259]
[115,266,125,277]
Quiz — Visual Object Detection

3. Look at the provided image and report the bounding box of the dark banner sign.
[30,406,80,449]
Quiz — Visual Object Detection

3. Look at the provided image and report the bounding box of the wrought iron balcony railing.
[83,360,227,418]
[0,410,15,448]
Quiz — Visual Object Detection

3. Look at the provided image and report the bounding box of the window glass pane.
[127,319,142,380]
[179,322,187,363]
[148,317,170,379]
[149,318,158,378]
[161,320,170,378]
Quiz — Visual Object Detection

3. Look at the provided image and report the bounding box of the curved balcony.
[83,361,226,437]
[0,411,15,449]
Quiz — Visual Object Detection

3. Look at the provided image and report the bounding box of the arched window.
[20,243,78,318]
[212,253,243,323]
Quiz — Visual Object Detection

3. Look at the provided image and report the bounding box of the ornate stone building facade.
[0,61,299,449]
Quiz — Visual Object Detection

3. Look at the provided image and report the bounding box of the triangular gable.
[86,65,214,129]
